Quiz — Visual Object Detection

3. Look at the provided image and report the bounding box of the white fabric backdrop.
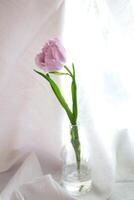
[0,0,65,187]
[62,0,134,199]
[63,0,134,177]
[1,0,134,199]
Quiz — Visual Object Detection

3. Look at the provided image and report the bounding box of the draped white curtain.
[63,0,134,199]
[0,0,65,189]
[64,0,134,134]
[0,0,134,199]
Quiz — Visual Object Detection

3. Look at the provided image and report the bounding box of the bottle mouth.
[70,122,80,128]
[71,124,77,127]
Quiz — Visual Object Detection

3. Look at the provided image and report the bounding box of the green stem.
[34,67,81,172]
[70,125,81,172]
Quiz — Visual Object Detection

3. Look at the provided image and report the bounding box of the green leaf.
[49,71,70,76]
[64,65,73,77]
[34,69,75,124]
[48,77,75,123]
[71,64,78,123]
[34,70,49,81]
[72,63,75,77]
[71,79,78,122]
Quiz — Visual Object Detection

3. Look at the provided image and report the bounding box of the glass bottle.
[61,124,92,196]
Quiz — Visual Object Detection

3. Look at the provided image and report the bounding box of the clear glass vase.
[61,124,92,196]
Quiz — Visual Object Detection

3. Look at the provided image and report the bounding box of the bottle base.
[61,164,92,196]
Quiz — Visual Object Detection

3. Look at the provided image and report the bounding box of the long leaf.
[64,65,73,77]
[34,70,75,124]
[71,64,78,123]
[47,76,75,124]
[34,70,49,81]
[49,71,70,76]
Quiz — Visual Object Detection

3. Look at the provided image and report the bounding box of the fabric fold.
[1,153,43,200]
